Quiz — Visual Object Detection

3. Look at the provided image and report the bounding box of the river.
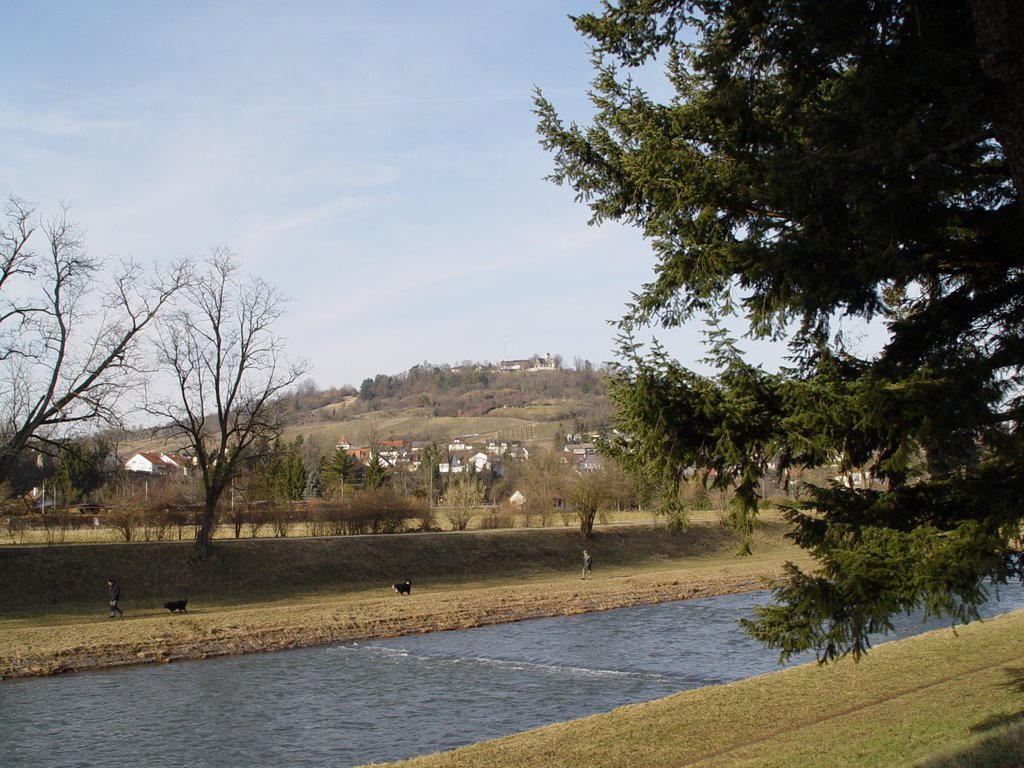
[2,585,1022,767]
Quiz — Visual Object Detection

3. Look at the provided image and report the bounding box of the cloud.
[0,103,131,137]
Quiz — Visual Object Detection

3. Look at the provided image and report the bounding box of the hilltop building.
[498,352,557,372]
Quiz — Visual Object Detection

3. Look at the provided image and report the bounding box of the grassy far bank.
[0,514,747,615]
[366,609,1024,768]
[0,518,805,678]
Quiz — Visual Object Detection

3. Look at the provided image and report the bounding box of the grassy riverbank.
[0,518,800,678]
[0,516,755,613]
[368,609,1024,768]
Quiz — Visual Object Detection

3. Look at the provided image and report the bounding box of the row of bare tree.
[1,197,308,555]
[1,490,603,545]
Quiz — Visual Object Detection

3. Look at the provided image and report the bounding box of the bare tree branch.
[148,247,310,555]
[0,197,191,483]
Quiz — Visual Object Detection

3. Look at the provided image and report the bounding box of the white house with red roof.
[124,451,193,476]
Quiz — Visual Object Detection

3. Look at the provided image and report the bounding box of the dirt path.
[0,564,784,679]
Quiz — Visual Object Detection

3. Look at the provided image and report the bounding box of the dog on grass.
[163,599,188,613]
[392,581,411,596]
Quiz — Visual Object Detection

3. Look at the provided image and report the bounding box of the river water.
[2,585,1022,767]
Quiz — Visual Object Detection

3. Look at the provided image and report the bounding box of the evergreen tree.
[303,465,323,500]
[50,440,111,505]
[278,447,307,501]
[363,446,389,490]
[420,441,442,505]
[323,449,359,492]
[537,0,1024,661]
[255,437,307,503]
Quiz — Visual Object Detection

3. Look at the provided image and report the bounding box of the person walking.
[582,549,593,580]
[106,578,124,618]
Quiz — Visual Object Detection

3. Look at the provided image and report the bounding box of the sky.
[1,1,764,390]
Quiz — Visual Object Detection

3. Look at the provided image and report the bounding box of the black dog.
[392,581,411,596]
[163,599,188,613]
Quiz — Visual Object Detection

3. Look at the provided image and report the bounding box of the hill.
[124,362,611,457]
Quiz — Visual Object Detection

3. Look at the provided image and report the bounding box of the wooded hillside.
[129,361,613,457]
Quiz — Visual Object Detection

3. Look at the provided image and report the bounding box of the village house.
[482,439,528,460]
[564,442,601,471]
[26,486,56,510]
[469,452,492,474]
[447,437,473,453]
[504,442,529,461]
[329,434,531,477]
[124,451,193,476]
[377,439,409,464]
[343,446,394,469]
[438,456,465,475]
[484,439,509,456]
[336,437,412,470]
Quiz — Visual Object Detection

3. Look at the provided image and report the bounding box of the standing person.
[582,549,592,580]
[106,578,124,618]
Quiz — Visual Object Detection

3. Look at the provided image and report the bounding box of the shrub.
[408,501,437,532]
[108,508,142,541]
[445,507,474,531]
[41,514,72,545]
[140,509,173,542]
[320,490,415,535]
[3,515,28,544]
[168,506,198,540]
[478,509,515,529]
[306,504,330,536]
[271,507,296,538]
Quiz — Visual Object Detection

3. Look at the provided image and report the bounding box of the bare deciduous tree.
[441,473,485,531]
[0,196,189,484]
[567,466,615,539]
[147,248,309,556]
[516,450,569,528]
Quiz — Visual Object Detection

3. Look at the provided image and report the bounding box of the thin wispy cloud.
[0,102,132,136]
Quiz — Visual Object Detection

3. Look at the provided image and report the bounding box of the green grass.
[365,610,1024,768]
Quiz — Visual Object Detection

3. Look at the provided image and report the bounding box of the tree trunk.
[194,499,219,557]
[578,508,596,539]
